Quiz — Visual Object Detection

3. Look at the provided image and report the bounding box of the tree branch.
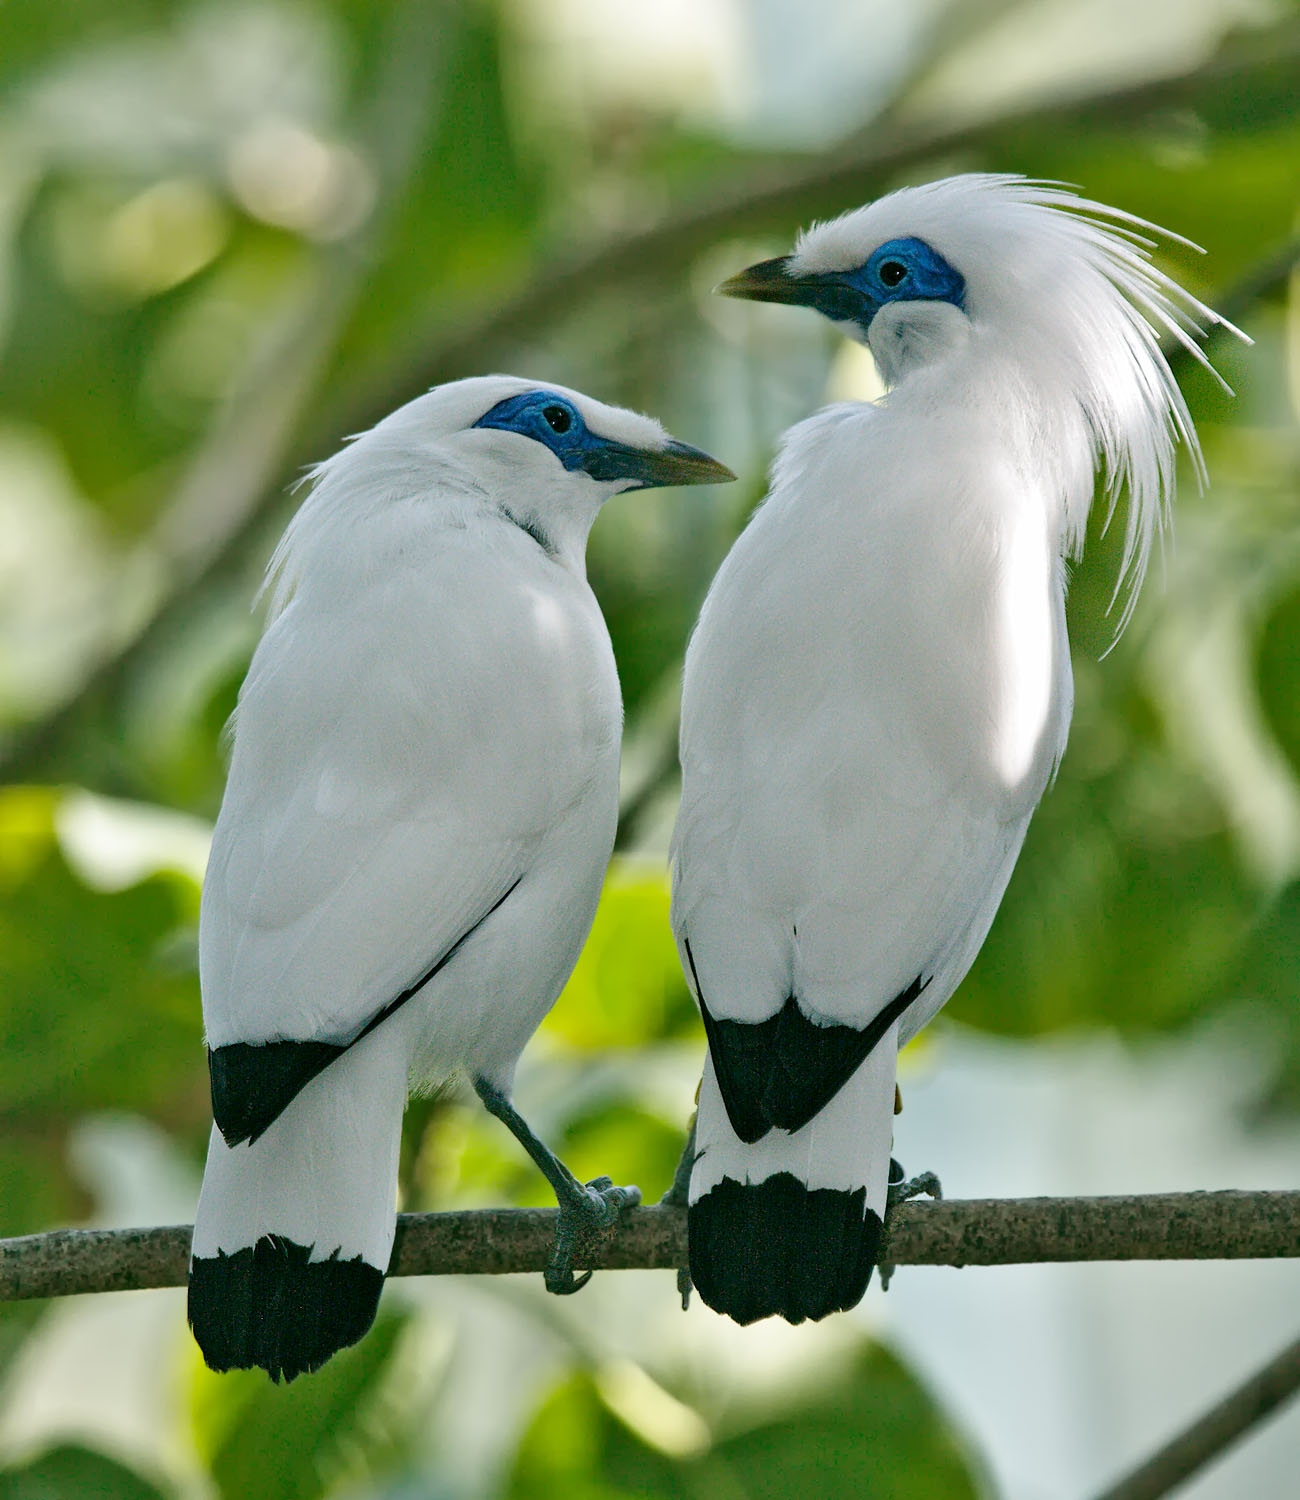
[346,19,1300,429]
[1,1190,1297,1302]
[1091,1333,1300,1500]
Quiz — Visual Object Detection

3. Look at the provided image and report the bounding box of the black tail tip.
[189,1235,385,1382]
[688,1172,881,1326]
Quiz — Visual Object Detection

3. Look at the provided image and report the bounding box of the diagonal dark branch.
[2,20,1298,787]
[0,1190,1297,1302]
[1090,1333,1300,1500]
[346,20,1300,428]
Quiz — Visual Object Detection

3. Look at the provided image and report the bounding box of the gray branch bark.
[2,1190,1297,1302]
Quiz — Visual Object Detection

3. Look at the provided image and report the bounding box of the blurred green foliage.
[192,1308,416,1500]
[506,1344,983,1500]
[0,1444,169,1500]
[0,0,1298,1495]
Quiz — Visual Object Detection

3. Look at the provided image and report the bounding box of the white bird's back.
[187,375,733,1378]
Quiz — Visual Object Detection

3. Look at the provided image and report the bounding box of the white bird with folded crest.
[670,175,1238,1324]
[187,375,732,1380]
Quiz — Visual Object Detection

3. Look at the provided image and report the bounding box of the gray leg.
[474,1077,641,1295]
[660,1112,697,1209]
[660,1113,697,1311]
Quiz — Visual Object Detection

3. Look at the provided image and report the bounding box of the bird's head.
[284,376,733,584]
[462,376,731,496]
[405,376,731,559]
[721,225,968,386]
[720,174,1242,624]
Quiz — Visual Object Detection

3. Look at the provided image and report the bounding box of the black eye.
[878,259,908,288]
[542,404,572,434]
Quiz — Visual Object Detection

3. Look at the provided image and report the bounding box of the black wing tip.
[188,1236,384,1383]
[699,974,930,1142]
[688,1172,881,1326]
[208,1039,346,1146]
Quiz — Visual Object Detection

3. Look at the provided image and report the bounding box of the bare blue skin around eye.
[472,392,731,491]
[473,392,598,470]
[799,236,966,333]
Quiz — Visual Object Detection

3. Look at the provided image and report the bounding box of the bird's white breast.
[674,387,1072,1026]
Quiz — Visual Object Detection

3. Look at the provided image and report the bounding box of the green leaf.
[329,2,543,379]
[709,1344,983,1500]
[0,788,205,1234]
[193,1306,413,1500]
[1257,583,1300,781]
[504,1370,689,1500]
[544,863,699,1051]
[504,1342,985,1500]
[1216,880,1300,1114]
[0,789,203,1125]
[0,1444,169,1500]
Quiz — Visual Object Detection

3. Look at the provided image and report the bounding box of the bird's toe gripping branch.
[879,1157,943,1291]
[473,1077,641,1297]
[886,1156,944,1211]
[547,1174,642,1296]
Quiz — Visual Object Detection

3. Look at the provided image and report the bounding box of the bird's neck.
[880,334,1096,565]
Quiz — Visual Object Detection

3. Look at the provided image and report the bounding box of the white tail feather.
[690,1022,900,1218]
[192,1030,407,1270]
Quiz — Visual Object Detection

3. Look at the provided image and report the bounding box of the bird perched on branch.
[670,174,1237,1325]
[188,375,733,1381]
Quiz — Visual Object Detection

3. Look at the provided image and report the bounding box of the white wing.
[672,400,1073,1037]
[202,519,619,1049]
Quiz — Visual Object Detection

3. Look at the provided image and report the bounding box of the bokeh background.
[1,1,1299,1496]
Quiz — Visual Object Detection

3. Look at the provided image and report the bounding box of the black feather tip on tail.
[688,1172,881,1325]
[188,1235,384,1382]
[208,1040,347,1147]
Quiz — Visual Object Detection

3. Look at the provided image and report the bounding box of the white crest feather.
[793,174,1243,632]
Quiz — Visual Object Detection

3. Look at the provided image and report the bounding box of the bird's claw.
[887,1168,943,1210]
[544,1176,641,1296]
[879,1163,943,1291]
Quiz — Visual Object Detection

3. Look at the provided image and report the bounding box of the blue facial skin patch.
[473,391,733,491]
[798,238,966,334]
[473,391,610,475]
[721,237,966,339]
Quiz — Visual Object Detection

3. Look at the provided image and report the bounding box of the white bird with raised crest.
[670,175,1238,1324]
[188,375,733,1380]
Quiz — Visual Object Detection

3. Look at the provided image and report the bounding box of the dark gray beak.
[581,438,736,490]
[716,255,807,305]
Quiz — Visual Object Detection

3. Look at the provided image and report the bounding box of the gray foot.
[879,1162,942,1292]
[887,1168,943,1211]
[546,1174,641,1296]
[660,1114,697,1309]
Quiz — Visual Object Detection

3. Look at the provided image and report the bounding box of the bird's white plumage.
[674,390,1071,1039]
[673,177,1234,1284]
[192,376,707,1315]
[191,1029,407,1267]
[691,1021,899,1218]
[199,377,679,1065]
[790,175,1233,626]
